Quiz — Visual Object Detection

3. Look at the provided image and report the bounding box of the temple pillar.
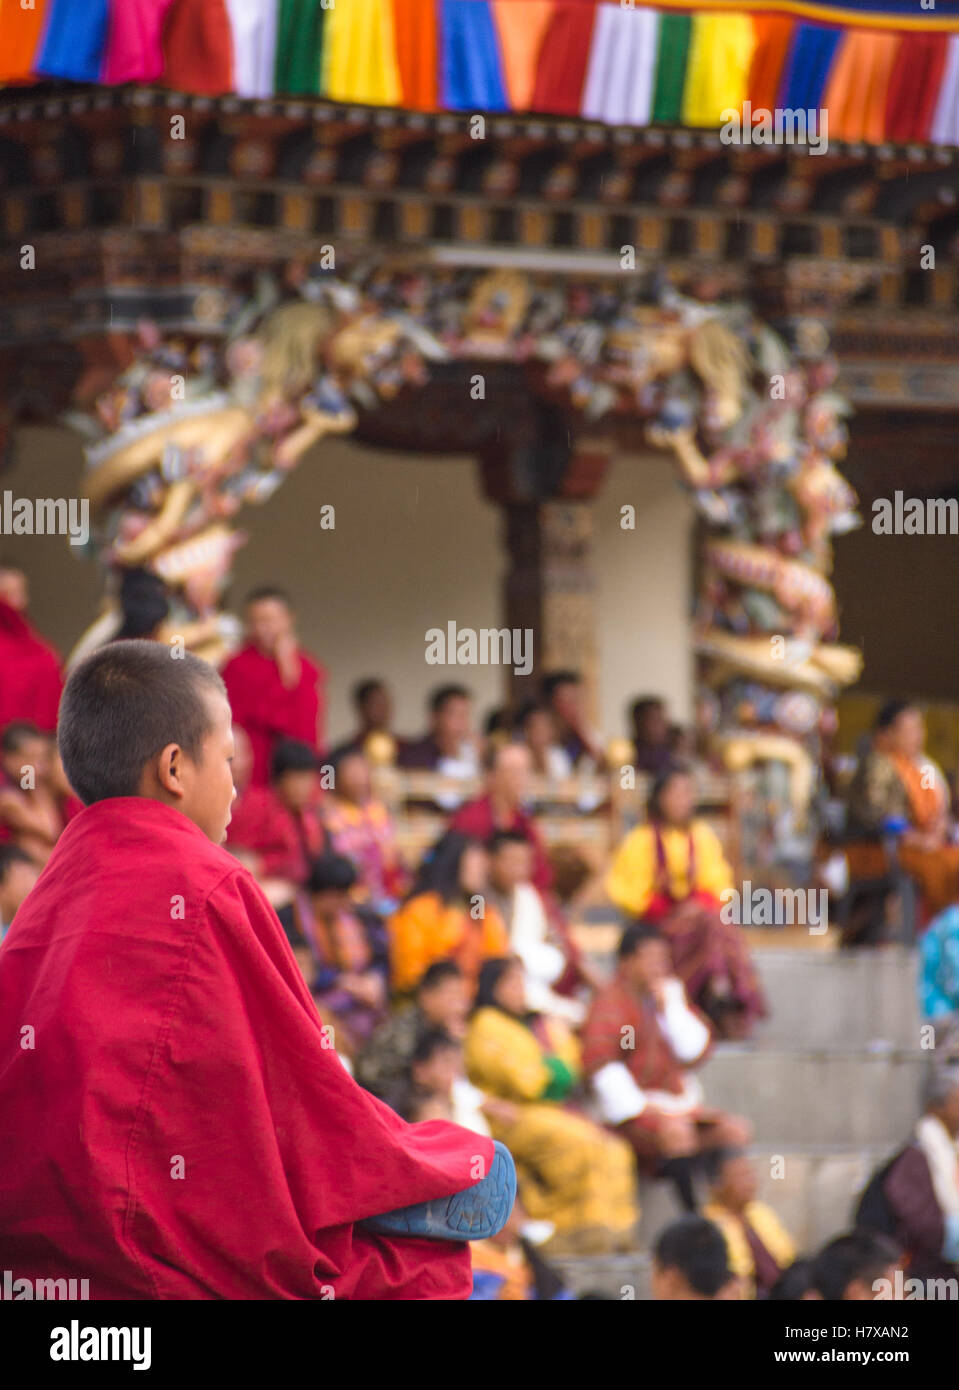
[478,434,610,717]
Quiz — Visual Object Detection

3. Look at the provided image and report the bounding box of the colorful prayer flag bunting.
[1,0,958,148]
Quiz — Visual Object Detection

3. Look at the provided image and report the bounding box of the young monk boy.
[0,641,513,1300]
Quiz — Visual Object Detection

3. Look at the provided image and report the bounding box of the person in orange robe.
[389,830,509,995]
[847,701,959,920]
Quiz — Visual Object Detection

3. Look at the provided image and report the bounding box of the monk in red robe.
[450,743,553,892]
[0,641,512,1300]
[227,738,326,887]
[0,565,62,733]
[222,586,326,786]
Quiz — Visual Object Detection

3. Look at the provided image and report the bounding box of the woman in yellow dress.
[606,765,766,1038]
[465,957,638,1255]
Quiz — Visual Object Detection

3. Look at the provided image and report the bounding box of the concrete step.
[699,1045,928,1146]
[752,948,921,1050]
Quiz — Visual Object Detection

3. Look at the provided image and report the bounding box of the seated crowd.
[835,699,959,947]
[2,564,958,1299]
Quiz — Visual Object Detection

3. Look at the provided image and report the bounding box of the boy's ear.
[155,742,187,798]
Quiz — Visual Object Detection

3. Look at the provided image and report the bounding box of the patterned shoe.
[362,1141,516,1241]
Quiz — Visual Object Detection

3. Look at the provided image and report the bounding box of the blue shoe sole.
[362,1141,516,1242]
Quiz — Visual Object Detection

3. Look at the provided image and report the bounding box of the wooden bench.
[369,764,738,881]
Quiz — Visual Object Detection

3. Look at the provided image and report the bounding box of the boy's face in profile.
[181,693,237,844]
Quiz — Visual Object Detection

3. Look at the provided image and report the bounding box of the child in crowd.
[226,737,326,902]
[298,851,390,1058]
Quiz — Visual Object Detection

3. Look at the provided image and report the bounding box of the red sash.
[652,824,695,905]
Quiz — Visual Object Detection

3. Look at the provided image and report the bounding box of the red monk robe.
[0,798,493,1299]
[222,643,325,786]
[0,597,62,733]
[450,793,553,893]
[226,784,326,884]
